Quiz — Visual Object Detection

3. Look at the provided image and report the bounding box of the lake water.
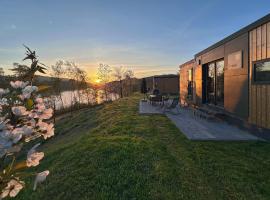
[47,90,119,110]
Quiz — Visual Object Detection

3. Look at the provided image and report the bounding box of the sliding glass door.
[216,60,224,106]
[206,60,224,106]
[207,63,216,104]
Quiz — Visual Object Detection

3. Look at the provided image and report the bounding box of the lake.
[47,89,119,110]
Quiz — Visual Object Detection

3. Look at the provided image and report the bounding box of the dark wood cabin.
[179,13,270,129]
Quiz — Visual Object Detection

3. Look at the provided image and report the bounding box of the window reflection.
[216,60,224,105]
[207,63,215,104]
[254,60,270,82]
[206,60,224,106]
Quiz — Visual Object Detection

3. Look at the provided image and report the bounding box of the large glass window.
[187,69,193,98]
[205,60,224,106]
[254,59,270,83]
[207,63,215,104]
[216,60,224,105]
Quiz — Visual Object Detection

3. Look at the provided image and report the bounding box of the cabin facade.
[153,75,179,95]
[179,14,270,129]
[146,75,179,95]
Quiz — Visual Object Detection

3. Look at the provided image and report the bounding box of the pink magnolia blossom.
[29,108,53,120]
[39,108,53,119]
[10,128,23,143]
[26,143,44,167]
[28,111,38,119]
[0,129,22,145]
[35,97,43,104]
[29,98,53,120]
[37,120,54,139]
[0,88,9,96]
[0,81,54,197]
[33,170,49,191]
[10,81,28,89]
[0,130,13,155]
[1,179,24,198]
[37,103,46,112]
[22,125,33,136]
[12,106,28,116]
[21,86,38,100]
[29,119,36,127]
[1,126,28,144]
[43,123,54,139]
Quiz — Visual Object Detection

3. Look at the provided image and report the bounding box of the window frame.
[252,58,270,85]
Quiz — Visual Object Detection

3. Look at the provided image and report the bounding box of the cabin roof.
[195,13,270,57]
[179,59,195,69]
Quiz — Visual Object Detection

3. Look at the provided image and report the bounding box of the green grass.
[16,94,270,200]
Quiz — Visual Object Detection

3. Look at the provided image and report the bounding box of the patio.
[139,100,163,114]
[139,100,262,141]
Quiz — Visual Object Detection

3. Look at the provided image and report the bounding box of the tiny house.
[179,13,270,129]
[146,75,179,95]
[153,75,179,95]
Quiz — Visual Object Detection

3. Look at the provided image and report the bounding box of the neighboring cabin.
[179,13,270,130]
[145,74,179,95]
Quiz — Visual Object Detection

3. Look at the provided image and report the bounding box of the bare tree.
[50,60,65,108]
[0,67,4,77]
[10,63,30,79]
[91,86,99,104]
[124,69,134,96]
[97,64,112,101]
[0,67,4,82]
[83,87,92,105]
[77,72,89,105]
[82,81,99,105]
[76,68,87,104]
[65,61,88,108]
[65,62,78,107]
[113,66,127,98]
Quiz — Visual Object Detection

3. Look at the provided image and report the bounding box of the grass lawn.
[16,94,270,200]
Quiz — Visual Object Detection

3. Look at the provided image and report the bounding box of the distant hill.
[34,75,70,83]
[0,74,179,93]
[0,75,87,91]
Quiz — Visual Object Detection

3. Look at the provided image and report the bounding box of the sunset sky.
[0,0,269,81]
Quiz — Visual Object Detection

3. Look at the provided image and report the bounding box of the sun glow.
[95,79,101,84]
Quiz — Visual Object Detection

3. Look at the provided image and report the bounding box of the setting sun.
[95,79,101,84]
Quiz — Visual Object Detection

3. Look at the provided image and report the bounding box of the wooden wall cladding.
[179,60,195,104]
[154,77,179,94]
[194,65,202,105]
[179,66,189,104]
[249,22,270,129]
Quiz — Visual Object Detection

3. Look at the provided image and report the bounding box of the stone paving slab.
[166,112,261,141]
[139,100,163,114]
[139,100,262,141]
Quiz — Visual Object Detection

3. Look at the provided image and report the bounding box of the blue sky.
[0,0,269,79]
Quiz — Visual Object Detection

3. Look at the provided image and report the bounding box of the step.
[191,108,218,121]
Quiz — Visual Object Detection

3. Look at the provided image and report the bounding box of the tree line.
[97,64,139,101]
[0,46,140,114]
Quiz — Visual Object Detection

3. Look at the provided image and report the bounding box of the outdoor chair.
[160,96,169,108]
[149,94,163,105]
[162,98,181,115]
